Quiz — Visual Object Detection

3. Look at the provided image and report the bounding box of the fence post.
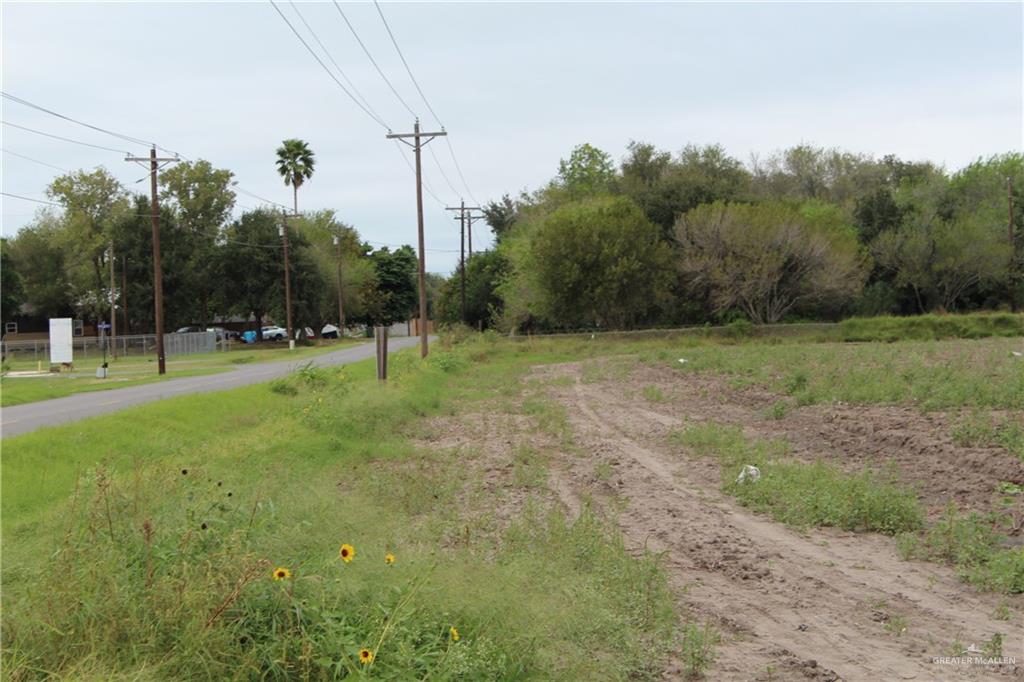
[374,326,388,382]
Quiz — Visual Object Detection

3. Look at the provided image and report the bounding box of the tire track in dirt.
[537,362,1021,680]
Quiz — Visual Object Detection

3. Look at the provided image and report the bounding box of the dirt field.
[419,357,1024,680]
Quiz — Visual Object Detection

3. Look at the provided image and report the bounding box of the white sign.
[49,318,73,364]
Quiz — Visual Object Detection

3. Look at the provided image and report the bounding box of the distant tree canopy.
[476,143,1022,332]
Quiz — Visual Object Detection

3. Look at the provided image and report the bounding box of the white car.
[260,325,288,341]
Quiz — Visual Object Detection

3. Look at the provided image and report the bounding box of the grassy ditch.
[2,345,678,680]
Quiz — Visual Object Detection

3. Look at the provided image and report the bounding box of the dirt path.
[536,362,1022,680]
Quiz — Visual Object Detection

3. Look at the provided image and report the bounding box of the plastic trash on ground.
[736,464,761,484]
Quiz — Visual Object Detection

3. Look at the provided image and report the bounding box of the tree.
[1,239,25,327]
[5,214,73,321]
[674,202,867,323]
[620,142,749,235]
[355,246,418,327]
[47,169,130,324]
[159,159,236,327]
[557,143,615,198]
[217,209,284,339]
[435,249,510,329]
[275,139,316,213]
[511,196,673,330]
[482,194,520,243]
[291,210,361,328]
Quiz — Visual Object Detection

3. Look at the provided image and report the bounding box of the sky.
[2,1,1022,273]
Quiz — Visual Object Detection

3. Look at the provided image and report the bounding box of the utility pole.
[122,255,129,334]
[445,200,468,321]
[465,211,486,258]
[125,146,178,375]
[1010,177,1018,313]
[333,234,346,332]
[108,242,117,358]
[279,213,297,350]
[445,201,483,324]
[387,120,447,358]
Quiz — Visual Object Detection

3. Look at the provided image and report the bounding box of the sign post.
[374,326,388,382]
[97,322,111,378]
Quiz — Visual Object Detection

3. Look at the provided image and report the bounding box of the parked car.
[260,325,288,341]
[175,325,203,333]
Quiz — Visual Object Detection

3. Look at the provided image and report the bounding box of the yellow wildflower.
[339,543,355,563]
[358,648,374,664]
[272,567,291,581]
[385,553,395,565]
[449,626,460,642]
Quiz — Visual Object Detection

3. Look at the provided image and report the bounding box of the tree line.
[434,143,1023,330]
[2,141,427,338]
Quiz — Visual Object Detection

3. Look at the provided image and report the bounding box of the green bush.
[839,312,1024,342]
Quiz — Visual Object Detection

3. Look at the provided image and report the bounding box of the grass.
[672,423,923,535]
[898,507,1024,594]
[2,340,679,679]
[655,336,1023,411]
[0,339,362,407]
[951,411,1024,460]
[837,312,1024,343]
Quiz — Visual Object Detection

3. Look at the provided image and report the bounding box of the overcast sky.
[2,1,1022,273]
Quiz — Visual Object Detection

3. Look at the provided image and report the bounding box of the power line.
[2,121,129,154]
[330,0,417,120]
[370,1,481,206]
[444,137,482,207]
[1,91,169,152]
[427,145,461,198]
[269,0,391,131]
[286,0,389,130]
[371,0,442,126]
[1,191,61,206]
[1,147,70,173]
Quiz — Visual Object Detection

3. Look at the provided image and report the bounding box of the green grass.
[0,339,362,407]
[898,507,1024,594]
[2,342,678,679]
[951,411,1024,460]
[656,336,1023,411]
[837,312,1024,343]
[673,423,924,535]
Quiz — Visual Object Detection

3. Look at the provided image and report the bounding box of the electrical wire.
[370,0,481,206]
[2,121,130,154]
[269,0,391,131]
[1,147,70,173]
[371,0,442,126]
[286,0,389,130]
[427,145,461,198]
[1,191,61,206]
[330,0,417,120]
[0,92,175,153]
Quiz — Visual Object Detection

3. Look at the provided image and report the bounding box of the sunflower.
[339,543,355,563]
[384,553,395,565]
[449,626,460,642]
[272,567,292,581]
[358,648,374,664]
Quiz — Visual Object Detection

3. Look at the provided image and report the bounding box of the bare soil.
[422,359,1024,680]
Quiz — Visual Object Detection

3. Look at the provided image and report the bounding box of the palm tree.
[275,139,316,213]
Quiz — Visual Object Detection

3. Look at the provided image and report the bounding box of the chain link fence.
[1,331,218,363]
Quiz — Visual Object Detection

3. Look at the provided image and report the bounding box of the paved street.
[1,337,424,438]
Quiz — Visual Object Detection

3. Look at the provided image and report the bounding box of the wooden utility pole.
[280,214,296,350]
[445,201,483,324]
[465,212,486,258]
[333,234,345,332]
[1010,177,1018,313]
[125,146,178,374]
[387,121,447,358]
[121,255,129,334]
[108,242,117,358]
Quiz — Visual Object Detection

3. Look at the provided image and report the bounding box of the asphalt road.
[1,336,425,439]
